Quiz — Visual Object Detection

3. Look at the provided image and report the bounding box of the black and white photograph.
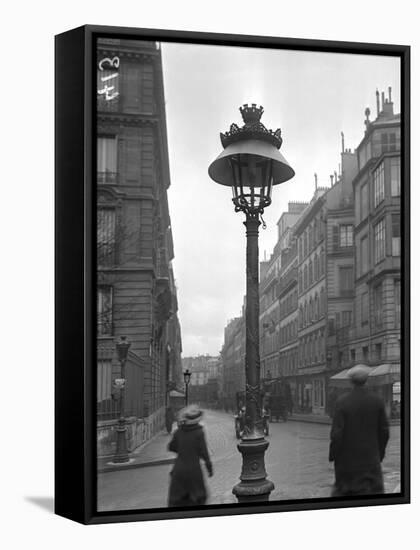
[95,35,406,514]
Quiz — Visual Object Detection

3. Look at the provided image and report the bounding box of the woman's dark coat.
[168,424,213,506]
[329,386,390,496]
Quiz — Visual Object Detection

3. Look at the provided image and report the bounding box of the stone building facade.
[96,39,182,457]
[349,89,401,415]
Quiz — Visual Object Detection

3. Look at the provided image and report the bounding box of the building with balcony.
[260,202,307,385]
[96,38,183,457]
[220,316,246,411]
[349,89,401,415]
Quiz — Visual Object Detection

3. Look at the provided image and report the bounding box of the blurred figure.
[167,405,213,507]
[165,405,174,434]
[329,365,390,496]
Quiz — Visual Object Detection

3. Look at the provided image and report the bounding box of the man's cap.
[347,364,371,384]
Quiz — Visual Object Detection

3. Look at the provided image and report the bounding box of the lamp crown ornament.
[220,103,283,149]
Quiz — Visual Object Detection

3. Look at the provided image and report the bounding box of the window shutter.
[332,225,339,251]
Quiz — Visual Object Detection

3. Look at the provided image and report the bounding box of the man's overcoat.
[329,386,390,496]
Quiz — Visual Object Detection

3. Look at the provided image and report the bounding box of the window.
[342,310,352,327]
[361,292,369,324]
[360,183,369,220]
[320,247,325,276]
[395,280,401,329]
[98,208,116,266]
[381,133,389,154]
[320,287,326,317]
[373,162,385,207]
[339,266,354,295]
[373,284,383,329]
[362,346,369,363]
[309,260,313,286]
[360,236,369,275]
[391,157,401,197]
[97,286,113,336]
[340,225,353,247]
[304,265,308,289]
[314,253,319,280]
[314,294,319,320]
[350,349,356,363]
[392,214,401,256]
[303,232,308,257]
[97,136,118,184]
[375,343,382,362]
[374,219,386,263]
[298,271,303,294]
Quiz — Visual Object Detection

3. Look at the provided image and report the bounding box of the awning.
[329,364,400,388]
[169,390,185,398]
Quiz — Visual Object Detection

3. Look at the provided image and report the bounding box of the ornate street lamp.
[208,104,294,502]
[113,336,131,463]
[183,369,192,406]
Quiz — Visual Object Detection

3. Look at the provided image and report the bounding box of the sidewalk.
[98,430,174,474]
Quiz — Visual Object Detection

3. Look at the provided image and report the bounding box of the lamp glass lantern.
[208,104,295,218]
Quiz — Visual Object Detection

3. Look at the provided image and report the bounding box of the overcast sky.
[160,43,400,357]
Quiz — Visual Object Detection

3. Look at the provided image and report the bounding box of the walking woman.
[167,405,213,507]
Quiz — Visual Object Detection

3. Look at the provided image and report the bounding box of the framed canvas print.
[55,25,410,524]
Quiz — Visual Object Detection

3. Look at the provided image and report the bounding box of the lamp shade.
[208,139,295,187]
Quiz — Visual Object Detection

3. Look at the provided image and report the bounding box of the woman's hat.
[347,364,371,385]
[178,404,203,425]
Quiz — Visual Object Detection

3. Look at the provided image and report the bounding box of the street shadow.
[25,496,54,514]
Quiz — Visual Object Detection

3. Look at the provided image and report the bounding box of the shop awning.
[329,364,400,388]
[169,390,185,398]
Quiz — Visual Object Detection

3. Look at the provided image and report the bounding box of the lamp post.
[183,369,191,406]
[113,335,131,463]
[208,104,294,502]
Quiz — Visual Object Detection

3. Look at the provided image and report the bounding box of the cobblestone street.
[97,409,400,511]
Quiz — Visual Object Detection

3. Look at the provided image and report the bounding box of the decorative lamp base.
[232,433,274,502]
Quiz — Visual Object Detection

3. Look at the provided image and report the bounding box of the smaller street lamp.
[113,336,131,463]
[183,369,192,406]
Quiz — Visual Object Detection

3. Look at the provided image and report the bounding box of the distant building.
[182,355,221,406]
[96,38,182,456]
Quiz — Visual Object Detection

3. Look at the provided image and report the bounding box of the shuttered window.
[391,157,401,197]
[339,266,354,295]
[374,219,386,263]
[97,286,113,336]
[373,162,385,207]
[392,214,401,256]
[340,225,353,247]
[98,208,116,266]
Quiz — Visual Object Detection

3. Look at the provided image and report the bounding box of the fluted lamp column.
[208,104,295,502]
[113,336,131,464]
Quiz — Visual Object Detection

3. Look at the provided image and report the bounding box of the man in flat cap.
[329,365,390,496]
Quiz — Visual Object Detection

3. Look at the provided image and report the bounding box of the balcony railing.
[278,267,297,296]
[97,171,118,185]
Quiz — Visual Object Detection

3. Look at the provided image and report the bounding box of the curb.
[98,457,175,474]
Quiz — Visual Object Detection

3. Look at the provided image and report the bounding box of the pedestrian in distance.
[165,405,174,434]
[329,364,390,497]
[167,405,213,507]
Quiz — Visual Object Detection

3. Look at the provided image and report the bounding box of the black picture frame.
[55,24,410,525]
